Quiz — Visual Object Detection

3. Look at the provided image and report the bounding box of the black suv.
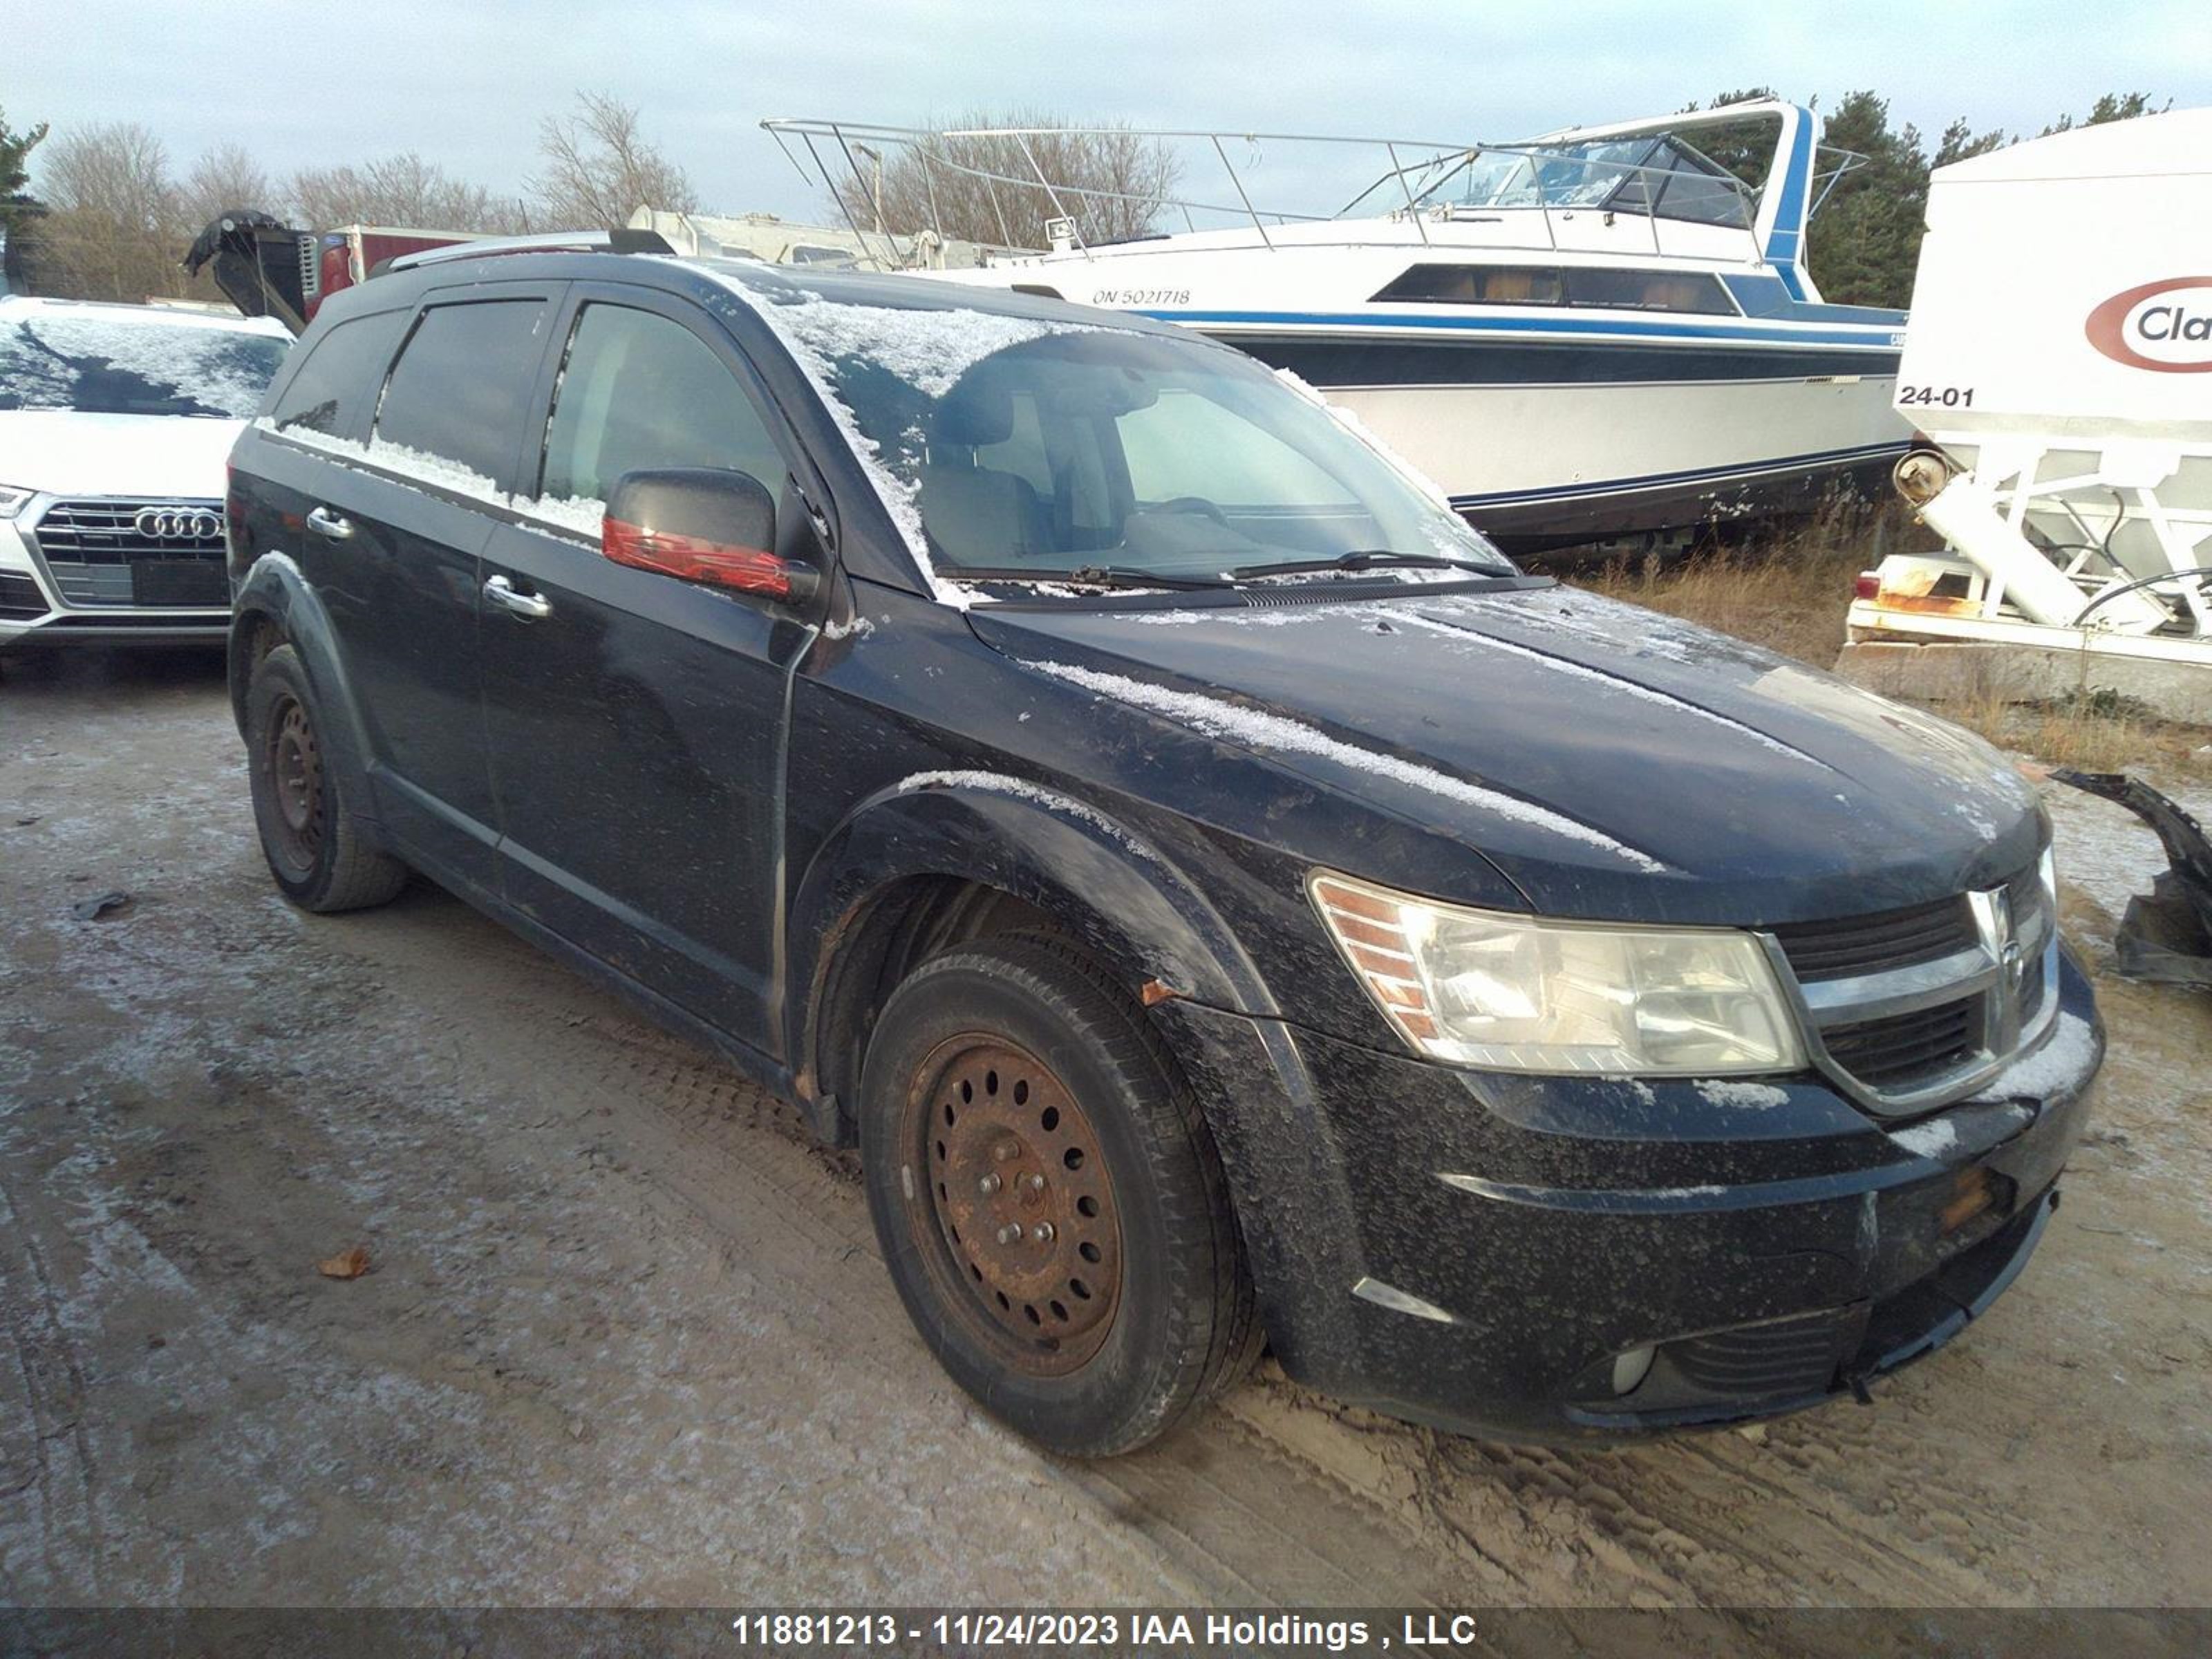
[225,250,2102,1455]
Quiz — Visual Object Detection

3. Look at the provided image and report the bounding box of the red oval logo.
[2086,276,2212,373]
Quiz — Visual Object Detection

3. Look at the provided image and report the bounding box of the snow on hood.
[0,410,245,500]
[971,585,2047,919]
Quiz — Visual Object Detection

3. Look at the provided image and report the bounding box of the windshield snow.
[0,309,289,418]
[727,276,1514,592]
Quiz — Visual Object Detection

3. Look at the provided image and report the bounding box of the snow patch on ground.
[1029,659,1667,871]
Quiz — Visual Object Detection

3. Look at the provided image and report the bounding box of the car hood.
[969,583,2045,922]
[0,411,245,500]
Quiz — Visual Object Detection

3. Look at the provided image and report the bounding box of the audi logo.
[135,507,224,541]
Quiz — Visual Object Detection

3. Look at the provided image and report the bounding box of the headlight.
[1310,871,1805,1076]
[0,485,33,519]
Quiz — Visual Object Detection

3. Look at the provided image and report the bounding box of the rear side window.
[268,310,406,438]
[374,299,552,485]
[538,303,785,505]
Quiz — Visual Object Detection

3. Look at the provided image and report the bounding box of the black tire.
[860,933,1262,1456]
[245,644,407,913]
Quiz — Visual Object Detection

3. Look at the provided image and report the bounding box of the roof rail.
[377,228,676,277]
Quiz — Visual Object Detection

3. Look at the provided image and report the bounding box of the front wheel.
[860,934,1261,1456]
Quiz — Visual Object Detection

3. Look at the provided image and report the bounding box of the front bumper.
[0,516,229,650]
[1159,946,2102,1444]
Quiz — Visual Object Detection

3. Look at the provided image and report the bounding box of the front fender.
[789,771,1284,1047]
[229,550,383,836]
[788,771,1361,1361]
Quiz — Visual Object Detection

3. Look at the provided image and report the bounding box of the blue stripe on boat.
[1448,440,1909,508]
[1137,308,1903,350]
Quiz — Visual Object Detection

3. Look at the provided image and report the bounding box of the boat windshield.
[742,283,1516,589]
[1350,134,1754,230]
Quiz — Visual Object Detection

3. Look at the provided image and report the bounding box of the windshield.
[1349,135,1753,230]
[747,288,1515,588]
[0,310,289,418]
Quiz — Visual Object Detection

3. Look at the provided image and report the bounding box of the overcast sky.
[11,0,2209,223]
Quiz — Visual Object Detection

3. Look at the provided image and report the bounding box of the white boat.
[764,102,1913,552]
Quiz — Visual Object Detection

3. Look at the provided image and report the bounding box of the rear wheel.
[861,934,1260,1456]
[246,645,407,912]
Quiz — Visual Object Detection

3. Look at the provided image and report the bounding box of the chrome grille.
[1765,856,2060,1114]
[1772,895,1976,980]
[26,498,229,610]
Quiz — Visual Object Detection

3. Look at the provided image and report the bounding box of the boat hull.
[1219,333,1910,550]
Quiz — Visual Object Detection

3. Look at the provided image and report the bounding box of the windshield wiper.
[1229,550,1514,581]
[949,564,1234,592]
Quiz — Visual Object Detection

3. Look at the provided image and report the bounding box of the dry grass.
[1564,501,2210,776]
[1572,507,1881,670]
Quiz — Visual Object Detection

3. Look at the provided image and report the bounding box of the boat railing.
[760,115,1849,269]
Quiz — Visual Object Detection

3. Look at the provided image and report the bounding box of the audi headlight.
[1310,871,1804,1075]
[0,484,33,519]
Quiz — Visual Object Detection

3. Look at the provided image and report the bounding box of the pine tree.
[1,104,50,233]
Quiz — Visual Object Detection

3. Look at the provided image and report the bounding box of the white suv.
[1,297,290,650]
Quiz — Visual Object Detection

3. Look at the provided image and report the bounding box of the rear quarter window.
[267,310,407,438]
[373,298,554,485]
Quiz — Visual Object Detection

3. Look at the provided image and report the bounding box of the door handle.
[483,573,553,621]
[305,506,355,540]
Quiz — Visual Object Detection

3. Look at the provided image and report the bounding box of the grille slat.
[1772,896,1976,981]
[1821,1000,1978,1087]
[1669,1311,1850,1397]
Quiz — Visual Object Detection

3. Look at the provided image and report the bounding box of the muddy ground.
[2,649,2209,1613]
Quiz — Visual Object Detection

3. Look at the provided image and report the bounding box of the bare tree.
[286,153,524,233]
[531,91,696,227]
[830,108,1181,249]
[181,142,276,223]
[31,122,187,301]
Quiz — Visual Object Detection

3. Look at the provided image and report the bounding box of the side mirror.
[602,468,818,603]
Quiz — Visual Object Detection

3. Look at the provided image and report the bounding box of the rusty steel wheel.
[903,1035,1123,1374]
[861,934,1262,1455]
[264,691,325,877]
